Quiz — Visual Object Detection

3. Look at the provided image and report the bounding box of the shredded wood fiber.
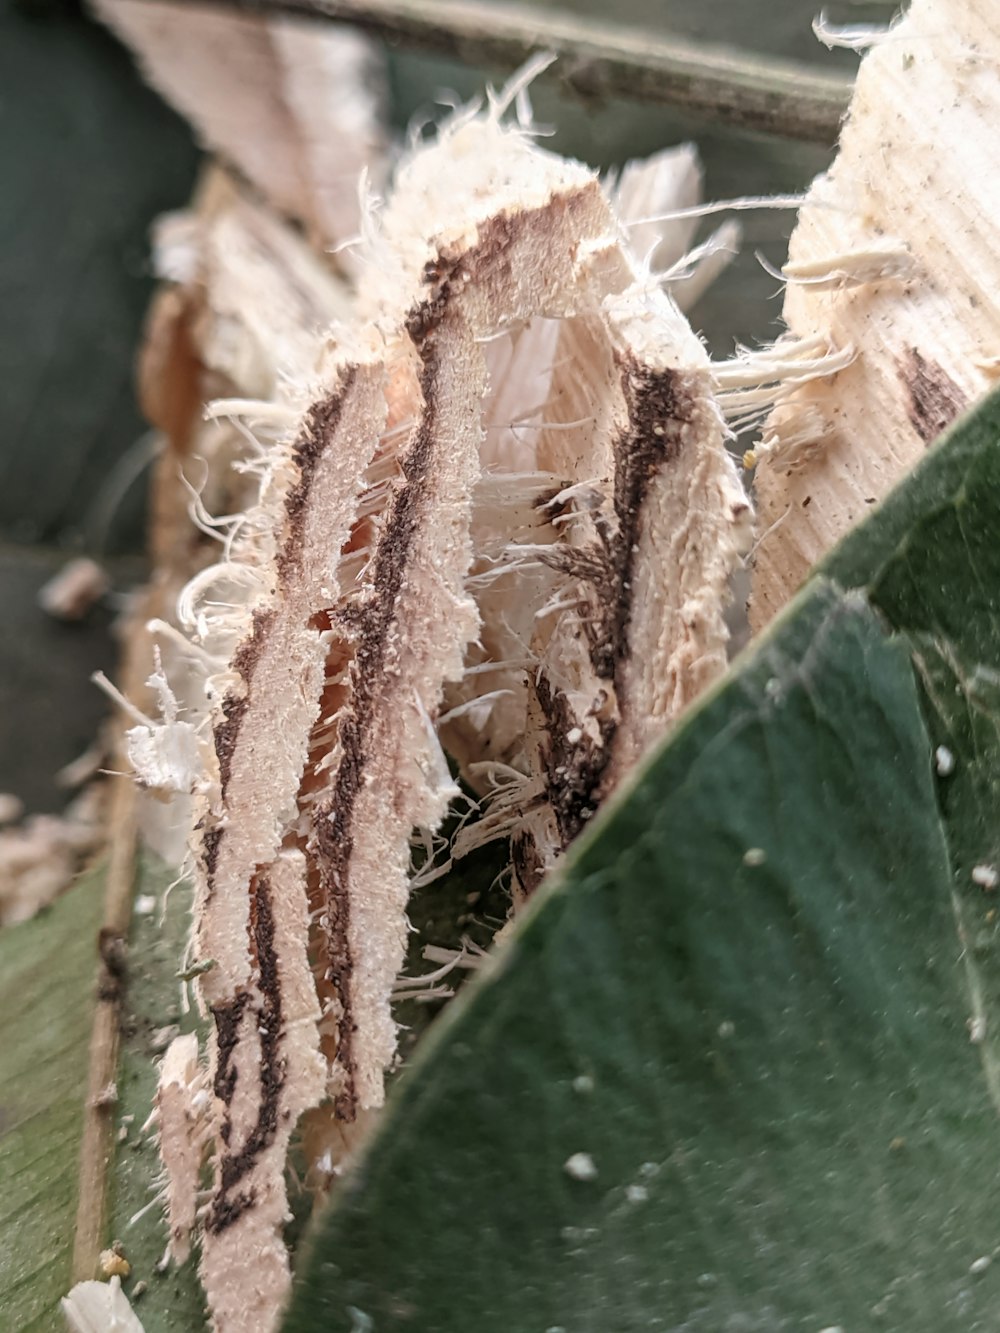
[62,2,1000,1327]
[749,0,1000,625]
[122,91,749,1333]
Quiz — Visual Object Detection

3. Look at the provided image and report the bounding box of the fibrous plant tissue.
[73,5,968,1324]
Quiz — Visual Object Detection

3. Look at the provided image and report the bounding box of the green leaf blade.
[285,573,1000,1330]
[0,865,103,1332]
[106,856,207,1332]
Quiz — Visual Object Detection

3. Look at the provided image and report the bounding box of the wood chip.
[749,0,1000,627]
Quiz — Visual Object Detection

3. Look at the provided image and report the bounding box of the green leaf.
[105,855,207,1332]
[0,852,209,1331]
[826,385,1000,1123]
[0,7,198,552]
[0,863,103,1332]
[283,384,1000,1332]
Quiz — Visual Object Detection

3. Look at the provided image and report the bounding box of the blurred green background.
[0,0,896,809]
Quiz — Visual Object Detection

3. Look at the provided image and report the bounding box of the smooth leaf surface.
[284,387,1000,1331]
[106,856,206,1332]
[0,5,198,551]
[0,864,103,1332]
[827,386,1000,1126]
[0,857,206,1332]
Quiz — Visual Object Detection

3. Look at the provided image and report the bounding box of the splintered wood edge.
[747,0,1000,626]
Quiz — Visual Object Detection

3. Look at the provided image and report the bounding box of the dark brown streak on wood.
[526,365,693,863]
[202,823,223,885]
[312,329,444,1121]
[211,994,250,1147]
[408,189,592,342]
[213,696,248,799]
[510,829,544,896]
[310,200,589,1108]
[899,347,968,447]
[279,373,355,584]
[213,608,276,799]
[205,371,357,899]
[609,358,692,685]
[528,369,693,689]
[212,375,353,803]
[206,873,285,1234]
[534,675,615,846]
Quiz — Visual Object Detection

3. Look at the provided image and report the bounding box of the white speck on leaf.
[970,1255,992,1275]
[625,1184,649,1204]
[572,1074,594,1094]
[743,847,766,867]
[935,745,955,776]
[972,864,998,890]
[564,1152,598,1181]
[969,1015,987,1043]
